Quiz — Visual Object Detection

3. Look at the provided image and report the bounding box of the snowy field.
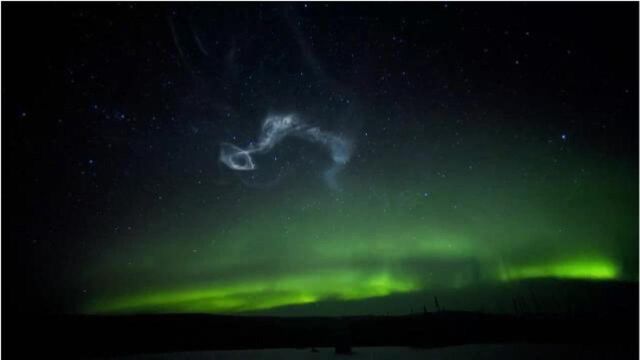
[111,343,633,360]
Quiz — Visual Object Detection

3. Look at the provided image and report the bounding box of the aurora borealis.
[4,3,638,318]
[79,140,635,314]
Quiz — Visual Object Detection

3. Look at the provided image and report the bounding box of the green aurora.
[80,135,637,315]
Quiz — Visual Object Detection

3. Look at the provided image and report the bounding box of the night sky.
[3,2,638,316]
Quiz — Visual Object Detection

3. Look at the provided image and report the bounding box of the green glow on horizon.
[499,258,619,281]
[86,255,623,314]
[85,271,421,314]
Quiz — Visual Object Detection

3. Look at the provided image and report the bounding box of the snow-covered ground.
[111,343,632,360]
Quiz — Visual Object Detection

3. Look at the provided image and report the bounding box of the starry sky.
[3,2,638,316]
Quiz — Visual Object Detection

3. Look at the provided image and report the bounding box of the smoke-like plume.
[220,114,352,189]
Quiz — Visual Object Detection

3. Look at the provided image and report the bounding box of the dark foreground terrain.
[111,344,635,360]
[7,308,638,359]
